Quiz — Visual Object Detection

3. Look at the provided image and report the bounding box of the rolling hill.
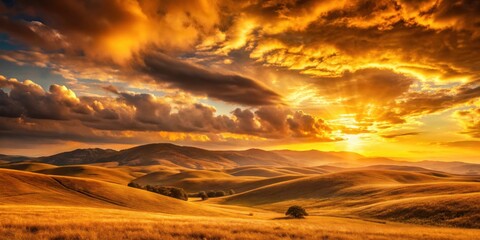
[38,148,118,165]
[0,154,32,162]
[0,162,57,172]
[1,143,472,175]
[221,169,480,227]
[0,168,223,216]
[35,165,137,184]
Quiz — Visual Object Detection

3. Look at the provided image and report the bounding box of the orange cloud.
[0,76,335,142]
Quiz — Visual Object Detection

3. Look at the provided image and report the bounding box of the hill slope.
[221,169,480,227]
[32,143,480,174]
[39,148,117,165]
[0,169,222,216]
[36,165,137,184]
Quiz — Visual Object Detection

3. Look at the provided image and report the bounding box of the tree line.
[189,189,235,200]
[128,182,189,201]
[127,182,236,201]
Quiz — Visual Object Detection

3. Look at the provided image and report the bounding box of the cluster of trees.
[189,189,235,200]
[128,182,188,201]
[128,181,237,201]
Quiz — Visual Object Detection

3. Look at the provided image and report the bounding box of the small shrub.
[207,191,217,198]
[169,187,188,201]
[285,205,308,219]
[127,182,142,189]
[228,189,235,195]
[198,191,208,200]
[214,191,226,197]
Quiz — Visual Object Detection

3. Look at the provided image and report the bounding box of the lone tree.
[285,205,308,219]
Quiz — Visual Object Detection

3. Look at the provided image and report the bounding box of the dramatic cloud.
[442,140,480,149]
[381,132,420,139]
[0,0,479,158]
[455,107,480,138]
[139,52,282,105]
[314,68,415,102]
[376,79,480,124]
[1,0,220,62]
[0,76,333,142]
[0,0,281,106]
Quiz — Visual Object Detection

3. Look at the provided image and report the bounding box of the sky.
[0,0,479,161]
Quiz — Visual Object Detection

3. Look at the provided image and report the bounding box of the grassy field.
[1,163,480,239]
[2,205,480,240]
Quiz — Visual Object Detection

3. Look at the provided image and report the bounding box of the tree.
[214,190,226,197]
[285,205,308,219]
[169,187,188,201]
[207,191,217,198]
[127,182,142,189]
[145,185,155,192]
[198,191,208,200]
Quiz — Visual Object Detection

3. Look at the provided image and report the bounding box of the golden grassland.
[2,205,480,240]
[1,163,480,239]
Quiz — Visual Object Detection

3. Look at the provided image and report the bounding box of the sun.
[344,134,364,152]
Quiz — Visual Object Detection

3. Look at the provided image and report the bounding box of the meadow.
[1,149,480,239]
[2,205,480,240]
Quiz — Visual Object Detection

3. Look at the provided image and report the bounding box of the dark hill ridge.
[0,154,32,162]
[4,142,478,174]
[99,143,237,168]
[36,143,301,168]
[39,148,118,165]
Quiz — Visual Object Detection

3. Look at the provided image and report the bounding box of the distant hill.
[0,154,32,162]
[35,143,365,168]
[412,161,480,175]
[38,148,117,165]
[36,143,301,168]
[16,142,478,174]
[273,149,364,166]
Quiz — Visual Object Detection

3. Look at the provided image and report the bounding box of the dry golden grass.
[132,167,304,193]
[2,166,480,239]
[35,165,136,184]
[0,169,226,216]
[0,162,57,172]
[357,192,480,228]
[1,205,480,240]
[227,166,297,177]
[221,170,480,228]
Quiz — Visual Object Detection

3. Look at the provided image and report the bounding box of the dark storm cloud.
[139,52,283,106]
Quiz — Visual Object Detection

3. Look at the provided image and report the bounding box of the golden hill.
[0,162,57,172]
[8,142,476,175]
[0,168,223,216]
[132,166,309,193]
[357,192,480,228]
[36,165,137,184]
[221,169,480,228]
